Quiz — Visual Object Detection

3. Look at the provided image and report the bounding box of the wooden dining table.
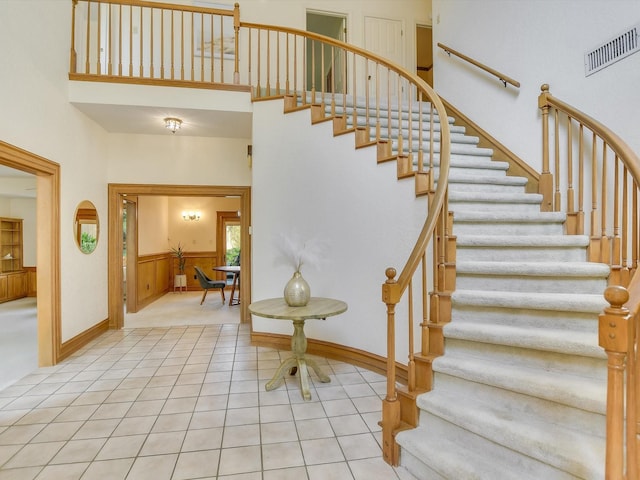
[212,265,240,306]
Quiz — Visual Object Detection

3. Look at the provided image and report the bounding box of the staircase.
[311,94,611,478]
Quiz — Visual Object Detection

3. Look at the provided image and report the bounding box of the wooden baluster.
[118,4,123,76]
[612,156,621,283]
[70,0,78,74]
[382,268,400,466]
[538,84,553,211]
[233,3,239,84]
[85,0,91,74]
[199,14,204,82]
[407,279,415,392]
[159,9,164,79]
[554,109,561,211]
[577,123,585,234]
[180,11,184,81]
[256,29,261,98]
[149,8,153,79]
[420,253,428,355]
[310,39,315,104]
[129,6,133,76]
[351,53,356,131]
[566,116,575,232]
[375,64,380,143]
[265,31,271,96]
[97,2,102,75]
[330,46,335,116]
[407,83,413,163]
[622,166,629,285]
[590,133,599,261]
[417,90,424,174]
[275,31,280,94]
[602,144,610,264]
[139,7,144,78]
[170,10,174,79]
[634,188,639,276]
[599,285,630,480]
[285,33,290,95]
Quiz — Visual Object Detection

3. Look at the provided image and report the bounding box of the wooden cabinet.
[0,218,23,273]
[0,218,27,303]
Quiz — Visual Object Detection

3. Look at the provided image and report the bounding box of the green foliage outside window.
[81,231,97,254]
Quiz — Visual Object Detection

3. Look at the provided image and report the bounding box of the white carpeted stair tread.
[413,386,605,478]
[447,172,528,187]
[368,128,480,145]
[453,210,567,223]
[449,190,543,204]
[396,419,575,480]
[456,234,588,247]
[392,140,493,157]
[452,289,606,313]
[443,321,604,358]
[456,260,610,277]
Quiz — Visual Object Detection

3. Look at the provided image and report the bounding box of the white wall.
[138,196,170,255]
[252,100,427,357]
[107,135,252,186]
[433,0,640,171]
[0,1,110,341]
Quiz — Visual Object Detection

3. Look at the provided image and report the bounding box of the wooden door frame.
[124,197,138,313]
[0,140,60,366]
[108,184,252,328]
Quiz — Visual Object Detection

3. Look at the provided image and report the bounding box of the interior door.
[216,211,241,283]
[364,16,404,102]
[416,24,433,87]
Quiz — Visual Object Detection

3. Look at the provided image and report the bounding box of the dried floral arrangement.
[274,232,327,273]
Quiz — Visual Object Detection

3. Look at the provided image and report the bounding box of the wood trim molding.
[441,98,540,194]
[251,331,409,384]
[58,319,110,362]
[0,140,60,367]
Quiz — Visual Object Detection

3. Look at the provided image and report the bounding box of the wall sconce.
[247,145,252,168]
[182,211,201,221]
[164,117,182,134]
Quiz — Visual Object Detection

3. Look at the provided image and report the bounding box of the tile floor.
[0,322,417,479]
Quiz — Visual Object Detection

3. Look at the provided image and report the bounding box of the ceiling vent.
[585,24,640,76]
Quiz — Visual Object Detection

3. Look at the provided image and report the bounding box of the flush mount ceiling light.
[164,117,182,133]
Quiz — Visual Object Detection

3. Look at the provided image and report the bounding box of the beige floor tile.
[322,398,357,417]
[111,416,156,437]
[33,462,89,480]
[338,433,383,460]
[224,407,259,426]
[139,431,185,456]
[218,445,262,476]
[0,465,41,480]
[172,449,220,480]
[182,427,223,451]
[329,414,369,436]
[190,409,226,429]
[260,421,299,444]
[0,425,45,445]
[79,457,134,480]
[301,437,345,465]
[50,438,106,464]
[94,434,146,460]
[263,466,308,480]
[291,402,325,421]
[3,441,64,469]
[349,457,403,480]
[222,424,260,448]
[227,392,259,409]
[261,441,304,470]
[72,419,120,440]
[295,417,335,440]
[260,404,293,423]
[307,461,355,480]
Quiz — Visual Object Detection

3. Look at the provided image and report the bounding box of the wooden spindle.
[538,84,553,211]
[85,0,91,74]
[233,2,239,84]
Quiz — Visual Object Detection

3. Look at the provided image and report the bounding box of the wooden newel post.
[538,84,553,211]
[382,267,401,466]
[599,285,630,480]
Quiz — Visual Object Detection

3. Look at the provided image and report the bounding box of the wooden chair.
[194,266,226,305]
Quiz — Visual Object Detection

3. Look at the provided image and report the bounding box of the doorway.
[108,184,252,329]
[306,10,348,95]
[416,24,433,87]
[0,140,60,366]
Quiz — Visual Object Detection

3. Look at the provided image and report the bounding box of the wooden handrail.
[437,42,520,88]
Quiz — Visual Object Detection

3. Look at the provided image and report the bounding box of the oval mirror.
[74,200,99,254]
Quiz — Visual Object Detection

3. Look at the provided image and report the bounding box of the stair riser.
[456,246,588,262]
[332,105,449,124]
[392,141,493,157]
[456,275,608,294]
[351,117,466,134]
[424,164,512,178]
